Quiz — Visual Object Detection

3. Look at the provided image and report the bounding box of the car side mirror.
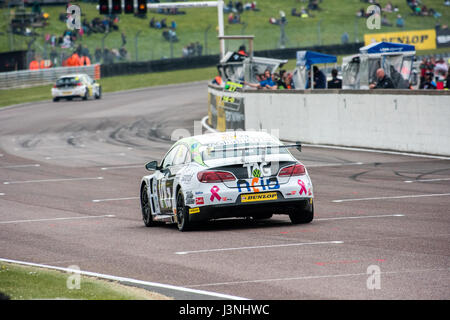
[145,160,159,171]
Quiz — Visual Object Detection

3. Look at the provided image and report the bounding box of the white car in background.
[140,131,314,231]
[52,74,101,102]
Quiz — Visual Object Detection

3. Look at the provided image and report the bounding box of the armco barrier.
[208,85,450,156]
[0,64,100,89]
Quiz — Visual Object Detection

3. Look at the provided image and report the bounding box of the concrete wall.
[244,90,450,156]
[208,85,450,156]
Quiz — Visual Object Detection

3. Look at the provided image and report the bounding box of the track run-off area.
[0,81,449,299]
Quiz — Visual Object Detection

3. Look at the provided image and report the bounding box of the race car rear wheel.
[82,89,89,100]
[176,189,191,231]
[141,184,156,227]
[95,86,102,99]
[289,200,314,224]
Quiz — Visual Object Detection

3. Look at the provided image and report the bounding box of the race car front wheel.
[176,189,191,231]
[289,200,314,224]
[141,184,156,227]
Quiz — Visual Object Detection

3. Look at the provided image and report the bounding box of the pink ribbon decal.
[210,185,221,202]
[298,180,307,195]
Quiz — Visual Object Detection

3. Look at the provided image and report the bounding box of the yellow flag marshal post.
[364,29,436,50]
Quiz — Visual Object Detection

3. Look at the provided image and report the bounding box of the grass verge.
[0,262,172,300]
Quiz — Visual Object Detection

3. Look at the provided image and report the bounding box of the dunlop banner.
[364,29,436,50]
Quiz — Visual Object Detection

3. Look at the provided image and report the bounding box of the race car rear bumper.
[187,192,313,222]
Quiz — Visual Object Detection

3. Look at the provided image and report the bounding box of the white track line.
[200,116,450,160]
[0,258,248,300]
[316,214,404,221]
[0,193,4,196]
[3,177,104,185]
[100,165,143,171]
[45,153,126,160]
[187,267,450,288]
[175,240,343,255]
[92,197,139,203]
[0,164,40,169]
[404,178,450,183]
[332,193,450,203]
[306,162,364,167]
[0,215,115,224]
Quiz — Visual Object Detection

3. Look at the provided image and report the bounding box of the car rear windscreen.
[56,77,79,88]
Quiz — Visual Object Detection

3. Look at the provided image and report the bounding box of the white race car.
[140,131,314,231]
[52,73,101,102]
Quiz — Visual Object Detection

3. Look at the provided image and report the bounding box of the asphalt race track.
[0,81,449,300]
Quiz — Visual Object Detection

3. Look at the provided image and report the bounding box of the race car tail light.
[197,171,236,183]
[76,82,82,86]
[278,164,305,177]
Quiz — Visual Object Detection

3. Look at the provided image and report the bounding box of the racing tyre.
[141,184,156,227]
[176,189,191,231]
[82,89,89,100]
[95,86,102,99]
[289,200,314,224]
[53,97,59,102]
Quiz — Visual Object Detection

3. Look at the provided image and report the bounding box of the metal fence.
[0,63,100,89]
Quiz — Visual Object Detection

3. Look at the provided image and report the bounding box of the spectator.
[121,32,127,47]
[396,15,404,28]
[245,69,276,89]
[383,2,393,12]
[369,68,395,89]
[445,0,450,7]
[29,58,39,70]
[422,71,437,89]
[381,14,392,27]
[308,0,321,11]
[341,32,349,44]
[434,58,448,81]
[445,66,450,89]
[95,47,102,63]
[80,54,91,66]
[327,69,342,89]
[307,66,326,89]
[238,45,248,56]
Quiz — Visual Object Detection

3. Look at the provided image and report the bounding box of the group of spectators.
[182,42,203,57]
[241,66,344,90]
[244,69,295,90]
[226,1,259,24]
[406,0,442,17]
[357,0,443,29]
[150,17,176,30]
[291,0,322,19]
[418,56,450,89]
[150,17,178,42]
[225,1,259,13]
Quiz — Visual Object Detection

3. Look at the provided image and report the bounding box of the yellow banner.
[241,192,277,203]
[364,29,436,50]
